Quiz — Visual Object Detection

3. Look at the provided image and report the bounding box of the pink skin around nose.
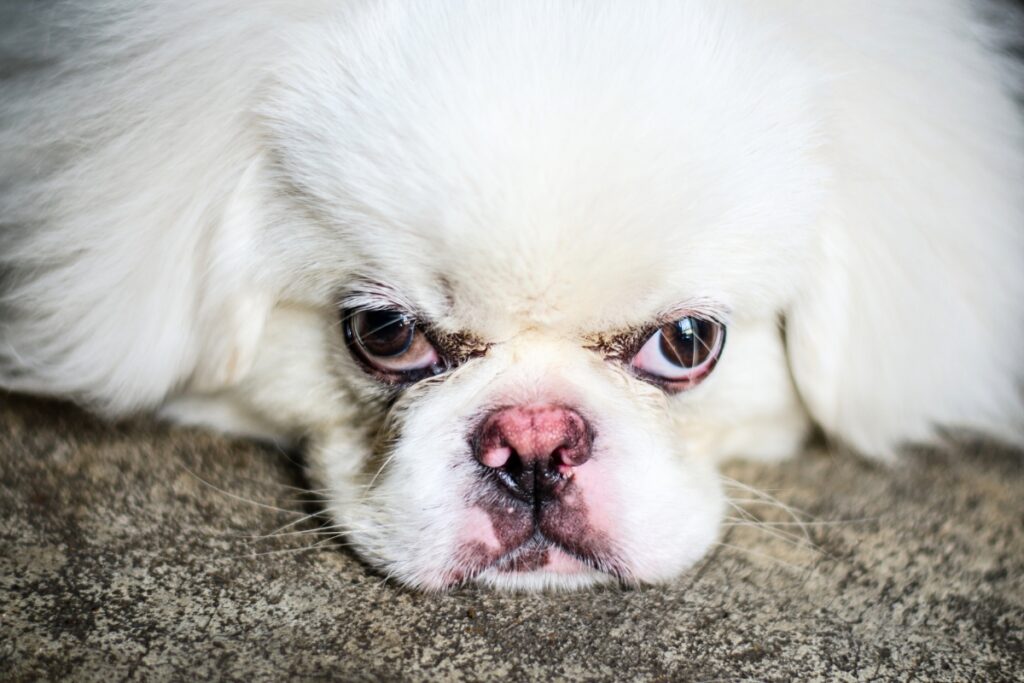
[476,404,591,471]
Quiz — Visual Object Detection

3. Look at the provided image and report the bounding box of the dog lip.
[456,527,625,584]
[487,532,589,574]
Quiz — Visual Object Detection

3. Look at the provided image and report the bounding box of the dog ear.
[782,0,1024,459]
[782,4,1024,459]
[0,154,272,416]
[0,3,284,416]
[785,193,1024,459]
[184,158,273,396]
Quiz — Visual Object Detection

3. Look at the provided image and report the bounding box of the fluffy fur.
[2,0,1022,590]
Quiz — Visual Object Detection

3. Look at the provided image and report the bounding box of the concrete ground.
[1,392,1022,681]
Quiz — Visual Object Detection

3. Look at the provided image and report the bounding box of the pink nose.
[473,404,592,501]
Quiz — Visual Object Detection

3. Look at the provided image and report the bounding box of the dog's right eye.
[344,309,446,382]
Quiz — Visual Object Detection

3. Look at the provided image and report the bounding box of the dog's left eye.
[630,316,725,391]
[344,309,445,381]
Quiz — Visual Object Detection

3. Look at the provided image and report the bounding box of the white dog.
[1,0,1022,591]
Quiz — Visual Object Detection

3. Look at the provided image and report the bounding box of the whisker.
[721,518,824,552]
[237,511,333,540]
[720,476,814,534]
[722,517,873,528]
[182,465,312,518]
[226,535,349,560]
[711,542,812,573]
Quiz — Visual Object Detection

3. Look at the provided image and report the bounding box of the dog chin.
[430,535,621,592]
[476,556,616,593]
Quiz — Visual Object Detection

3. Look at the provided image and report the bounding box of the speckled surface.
[1,392,1022,681]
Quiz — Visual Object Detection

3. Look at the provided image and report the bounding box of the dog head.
[240,2,825,589]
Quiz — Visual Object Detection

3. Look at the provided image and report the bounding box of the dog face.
[239,2,827,589]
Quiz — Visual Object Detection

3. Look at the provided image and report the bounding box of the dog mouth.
[443,531,626,589]
[490,532,595,575]
[443,488,630,588]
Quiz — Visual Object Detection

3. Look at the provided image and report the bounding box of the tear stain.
[428,328,489,365]
[584,324,657,363]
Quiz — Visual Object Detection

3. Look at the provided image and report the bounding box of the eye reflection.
[630,316,725,390]
[343,308,444,380]
[353,310,415,357]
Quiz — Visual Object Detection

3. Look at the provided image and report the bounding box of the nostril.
[479,444,512,469]
[475,416,513,469]
[554,413,590,468]
[472,404,594,500]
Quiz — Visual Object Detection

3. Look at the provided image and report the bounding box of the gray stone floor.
[1,392,1022,681]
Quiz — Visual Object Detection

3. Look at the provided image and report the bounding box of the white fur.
[2,0,1022,590]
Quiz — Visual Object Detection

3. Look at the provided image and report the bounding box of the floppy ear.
[184,159,274,396]
[783,0,1024,458]
[0,152,272,416]
[0,3,283,415]
[785,208,1022,458]
[785,93,1024,457]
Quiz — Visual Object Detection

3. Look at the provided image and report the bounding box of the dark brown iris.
[343,307,449,384]
[352,309,415,357]
[658,317,721,369]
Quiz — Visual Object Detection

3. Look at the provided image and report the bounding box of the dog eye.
[630,316,725,391]
[344,309,445,379]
